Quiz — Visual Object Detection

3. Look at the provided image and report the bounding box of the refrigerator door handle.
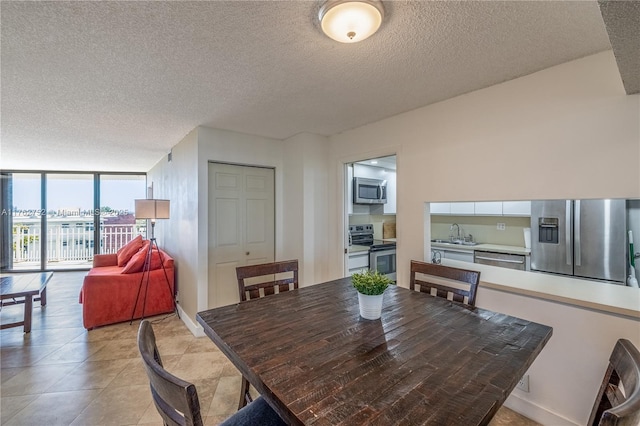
[566,200,572,266]
[575,200,581,266]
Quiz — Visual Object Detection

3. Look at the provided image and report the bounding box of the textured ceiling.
[1,1,615,172]
[598,0,640,94]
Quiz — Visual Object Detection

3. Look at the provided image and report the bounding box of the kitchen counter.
[348,245,370,254]
[442,258,640,319]
[431,242,530,256]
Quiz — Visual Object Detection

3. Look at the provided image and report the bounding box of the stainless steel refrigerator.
[530,199,626,284]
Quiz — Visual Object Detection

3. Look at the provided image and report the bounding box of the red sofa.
[79,248,175,329]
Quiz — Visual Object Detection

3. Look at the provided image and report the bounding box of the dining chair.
[409,260,480,307]
[137,320,286,426]
[588,338,640,426]
[235,259,299,409]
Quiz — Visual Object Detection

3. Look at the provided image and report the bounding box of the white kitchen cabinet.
[502,201,531,216]
[430,203,450,215]
[474,202,502,215]
[442,248,474,263]
[450,202,474,215]
[348,251,370,276]
[383,170,396,214]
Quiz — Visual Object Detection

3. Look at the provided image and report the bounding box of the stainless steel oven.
[370,244,396,281]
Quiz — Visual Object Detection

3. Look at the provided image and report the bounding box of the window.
[0,171,146,272]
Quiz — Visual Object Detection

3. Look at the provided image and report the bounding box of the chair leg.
[238,376,253,410]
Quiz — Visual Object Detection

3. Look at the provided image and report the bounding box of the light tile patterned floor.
[1,271,540,425]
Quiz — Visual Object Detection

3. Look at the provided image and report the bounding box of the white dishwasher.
[474,250,526,271]
[432,247,474,263]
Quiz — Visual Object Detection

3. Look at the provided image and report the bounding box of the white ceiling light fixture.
[319,0,385,43]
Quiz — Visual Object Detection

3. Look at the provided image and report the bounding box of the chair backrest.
[589,339,640,426]
[236,259,299,302]
[409,260,480,307]
[137,320,203,426]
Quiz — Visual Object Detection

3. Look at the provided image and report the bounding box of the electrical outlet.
[497,223,506,231]
[516,374,529,392]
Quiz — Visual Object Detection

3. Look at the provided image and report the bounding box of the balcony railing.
[12,223,145,266]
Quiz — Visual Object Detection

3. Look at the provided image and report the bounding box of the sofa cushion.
[87,265,123,276]
[117,235,143,267]
[122,240,150,274]
[148,248,163,270]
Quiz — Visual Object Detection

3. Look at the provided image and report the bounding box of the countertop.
[431,242,530,256]
[442,258,640,319]
[349,239,397,254]
[348,245,370,254]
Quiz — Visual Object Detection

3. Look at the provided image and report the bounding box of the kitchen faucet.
[450,223,461,241]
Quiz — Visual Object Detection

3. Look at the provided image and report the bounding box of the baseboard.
[504,393,579,426]
[177,304,205,337]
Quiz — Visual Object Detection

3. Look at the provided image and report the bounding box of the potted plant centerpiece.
[351,269,393,320]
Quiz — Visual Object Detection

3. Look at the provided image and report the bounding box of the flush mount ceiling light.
[319,0,384,43]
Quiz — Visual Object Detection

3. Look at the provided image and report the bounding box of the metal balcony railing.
[12,222,146,265]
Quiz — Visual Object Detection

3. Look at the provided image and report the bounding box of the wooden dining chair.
[588,338,640,426]
[236,259,299,302]
[409,260,480,307]
[137,320,286,426]
[235,259,299,409]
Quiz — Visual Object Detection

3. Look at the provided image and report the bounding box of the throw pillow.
[117,235,143,267]
[121,241,150,274]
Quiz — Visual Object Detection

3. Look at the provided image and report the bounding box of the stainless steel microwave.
[353,177,387,204]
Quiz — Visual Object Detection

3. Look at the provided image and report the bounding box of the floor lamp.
[130,199,178,324]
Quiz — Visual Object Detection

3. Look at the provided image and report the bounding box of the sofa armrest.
[93,253,117,268]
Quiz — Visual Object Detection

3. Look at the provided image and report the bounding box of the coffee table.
[1,272,53,333]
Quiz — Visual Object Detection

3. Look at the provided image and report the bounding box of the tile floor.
[1,272,540,425]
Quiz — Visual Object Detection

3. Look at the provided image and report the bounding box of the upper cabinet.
[430,203,451,214]
[502,201,531,216]
[450,202,475,215]
[474,202,502,215]
[430,201,531,217]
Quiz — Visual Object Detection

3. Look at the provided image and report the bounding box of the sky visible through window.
[11,175,145,213]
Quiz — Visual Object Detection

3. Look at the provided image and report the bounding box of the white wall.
[477,285,639,425]
[328,51,640,424]
[149,127,333,334]
[147,129,199,322]
[283,133,331,285]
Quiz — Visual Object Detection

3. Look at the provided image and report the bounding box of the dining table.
[196,277,553,425]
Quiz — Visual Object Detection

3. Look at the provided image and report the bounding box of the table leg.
[40,287,47,306]
[24,295,33,333]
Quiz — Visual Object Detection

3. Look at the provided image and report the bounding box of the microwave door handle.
[378,180,387,201]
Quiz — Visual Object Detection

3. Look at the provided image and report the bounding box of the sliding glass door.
[3,173,43,270]
[0,171,146,272]
[45,174,94,270]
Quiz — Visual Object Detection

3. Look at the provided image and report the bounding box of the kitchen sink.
[431,239,478,246]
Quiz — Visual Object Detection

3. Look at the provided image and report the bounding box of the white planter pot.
[358,292,384,320]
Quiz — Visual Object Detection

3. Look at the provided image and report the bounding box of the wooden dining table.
[196,277,552,425]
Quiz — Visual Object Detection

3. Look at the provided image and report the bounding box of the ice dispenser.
[538,217,559,244]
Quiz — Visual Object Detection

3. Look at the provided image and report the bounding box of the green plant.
[351,269,393,296]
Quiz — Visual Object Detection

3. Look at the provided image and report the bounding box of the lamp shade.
[319,0,384,43]
[135,199,170,220]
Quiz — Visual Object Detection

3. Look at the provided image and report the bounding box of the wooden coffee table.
[1,272,53,333]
